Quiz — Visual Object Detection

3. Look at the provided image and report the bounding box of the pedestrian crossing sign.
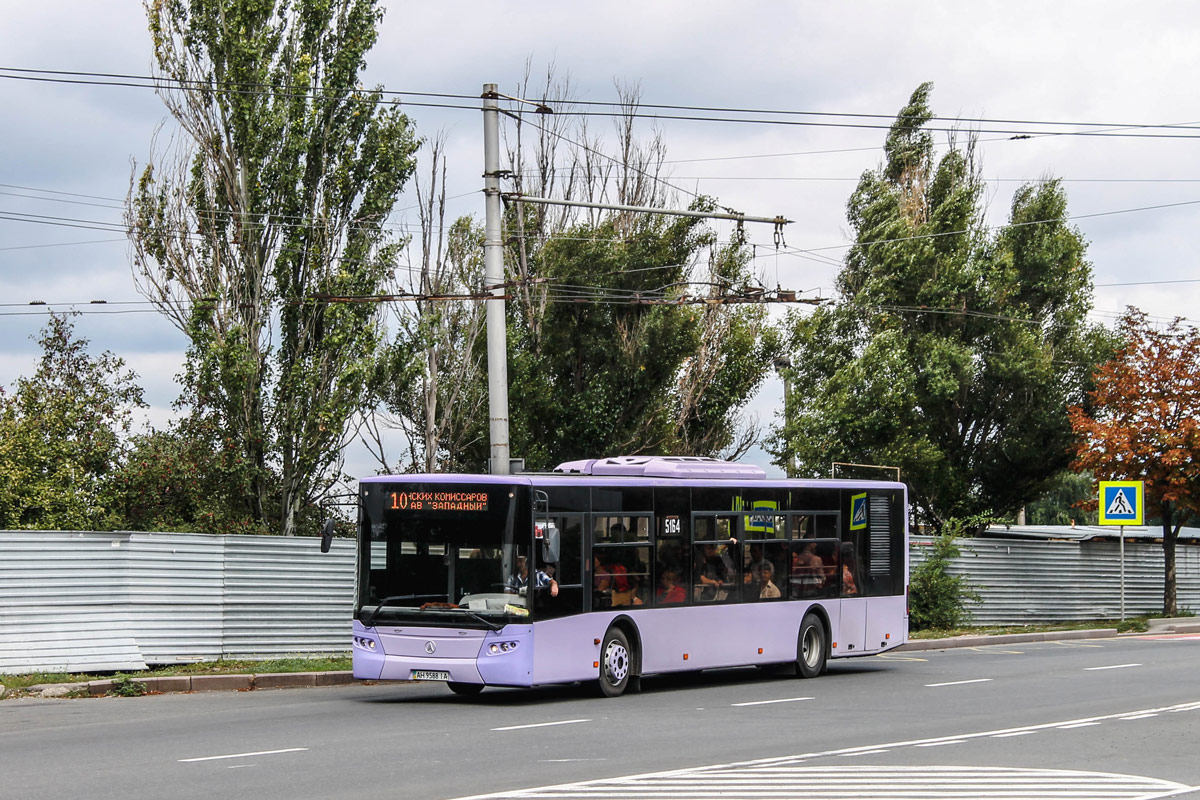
[850,492,867,531]
[1098,480,1144,525]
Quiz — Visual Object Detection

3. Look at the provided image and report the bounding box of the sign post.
[1098,480,1144,621]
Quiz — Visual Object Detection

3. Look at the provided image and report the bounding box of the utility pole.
[482,84,509,476]
[773,356,795,477]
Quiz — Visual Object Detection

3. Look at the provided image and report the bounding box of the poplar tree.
[126,0,418,534]
[773,83,1111,529]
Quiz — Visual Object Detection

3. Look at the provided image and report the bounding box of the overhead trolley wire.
[5,66,1200,139]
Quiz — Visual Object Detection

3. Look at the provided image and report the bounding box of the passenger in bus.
[743,543,770,584]
[593,552,631,593]
[757,562,781,599]
[656,568,686,604]
[840,543,858,596]
[695,542,734,601]
[506,555,559,597]
[626,574,645,606]
[790,540,825,594]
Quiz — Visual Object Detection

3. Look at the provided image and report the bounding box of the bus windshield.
[357,481,536,627]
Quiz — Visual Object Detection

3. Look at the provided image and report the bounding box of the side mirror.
[320,519,335,553]
[541,522,560,564]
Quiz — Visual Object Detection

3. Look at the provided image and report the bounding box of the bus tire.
[597,627,633,697]
[796,613,827,679]
[447,681,484,696]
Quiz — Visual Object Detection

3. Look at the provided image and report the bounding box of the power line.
[5,66,1200,138]
[0,237,126,252]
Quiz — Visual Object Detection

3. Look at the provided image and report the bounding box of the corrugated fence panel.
[913,536,1200,624]
[222,535,355,659]
[0,531,147,674]
[126,533,225,665]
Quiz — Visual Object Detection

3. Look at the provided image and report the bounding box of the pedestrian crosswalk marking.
[452,765,1191,799]
[451,700,1200,800]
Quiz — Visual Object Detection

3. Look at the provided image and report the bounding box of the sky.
[2,1,1199,481]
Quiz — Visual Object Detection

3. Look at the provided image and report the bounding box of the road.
[2,633,1198,800]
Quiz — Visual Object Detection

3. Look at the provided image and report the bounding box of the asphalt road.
[3,633,1198,800]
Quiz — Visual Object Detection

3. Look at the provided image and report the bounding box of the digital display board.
[388,490,490,513]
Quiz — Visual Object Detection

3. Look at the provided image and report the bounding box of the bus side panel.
[530,615,628,685]
[835,598,867,655]
[864,594,908,652]
[528,606,809,685]
[633,605,800,673]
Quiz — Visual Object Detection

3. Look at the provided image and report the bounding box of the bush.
[108,674,147,697]
[909,533,980,631]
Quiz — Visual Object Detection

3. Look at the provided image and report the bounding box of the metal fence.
[0,530,354,675]
[912,534,1200,625]
[3,529,1199,674]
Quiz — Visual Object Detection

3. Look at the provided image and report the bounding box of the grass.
[910,617,1150,639]
[0,655,351,694]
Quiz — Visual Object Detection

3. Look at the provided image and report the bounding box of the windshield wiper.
[361,594,445,627]
[456,608,503,631]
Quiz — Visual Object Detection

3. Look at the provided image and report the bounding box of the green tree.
[496,209,777,471]
[126,0,419,534]
[772,83,1111,530]
[1023,469,1098,526]
[0,314,145,530]
[363,137,488,474]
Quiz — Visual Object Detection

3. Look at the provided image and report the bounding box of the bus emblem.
[425,641,437,654]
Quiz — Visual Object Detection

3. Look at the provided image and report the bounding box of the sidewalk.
[898,627,1118,652]
[14,671,356,699]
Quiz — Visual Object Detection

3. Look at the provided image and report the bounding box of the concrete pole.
[482,84,509,475]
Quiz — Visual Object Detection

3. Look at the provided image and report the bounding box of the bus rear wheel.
[597,627,633,697]
[796,613,827,679]
[447,681,484,696]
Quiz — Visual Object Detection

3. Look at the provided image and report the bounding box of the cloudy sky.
[2,1,1198,478]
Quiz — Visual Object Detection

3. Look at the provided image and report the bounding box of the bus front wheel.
[796,613,827,679]
[597,627,633,697]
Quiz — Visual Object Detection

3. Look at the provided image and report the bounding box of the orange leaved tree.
[1068,309,1200,616]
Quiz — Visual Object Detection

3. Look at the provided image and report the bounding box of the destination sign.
[389,490,490,513]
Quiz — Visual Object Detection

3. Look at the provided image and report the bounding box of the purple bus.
[351,456,908,697]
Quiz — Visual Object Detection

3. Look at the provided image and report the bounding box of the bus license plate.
[411,670,450,681]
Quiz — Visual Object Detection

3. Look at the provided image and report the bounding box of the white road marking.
[448,700,1200,800]
[926,678,993,687]
[916,739,967,747]
[1058,721,1102,729]
[991,730,1037,738]
[447,765,1195,799]
[491,719,590,731]
[731,696,813,707]
[1086,663,1142,670]
[877,654,928,662]
[178,747,307,763]
[1121,713,1159,720]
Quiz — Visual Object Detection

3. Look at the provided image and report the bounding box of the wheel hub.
[604,641,629,683]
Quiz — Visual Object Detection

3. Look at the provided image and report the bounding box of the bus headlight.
[487,641,519,655]
[354,636,377,651]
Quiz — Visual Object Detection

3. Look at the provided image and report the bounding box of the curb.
[897,628,1118,651]
[21,671,356,698]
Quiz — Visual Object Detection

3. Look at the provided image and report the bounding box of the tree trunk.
[1161,500,1177,617]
